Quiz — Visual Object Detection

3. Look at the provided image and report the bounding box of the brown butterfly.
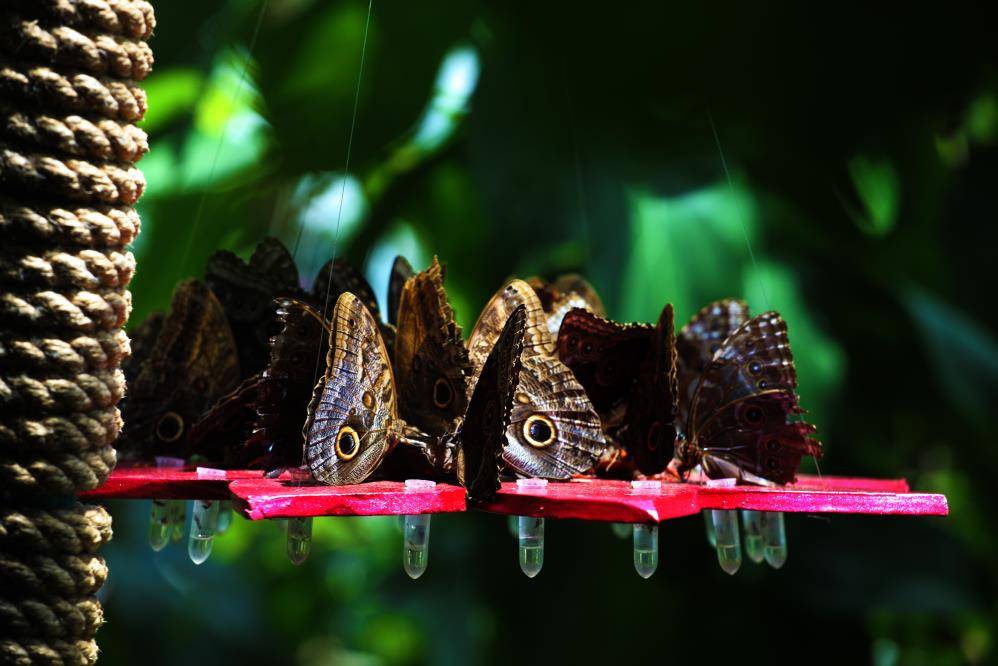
[187,298,325,469]
[676,299,749,429]
[467,280,605,479]
[528,273,607,340]
[304,292,523,488]
[393,257,473,437]
[120,279,240,460]
[312,255,397,357]
[556,304,678,476]
[205,238,302,379]
[455,305,526,501]
[670,312,821,485]
[387,255,414,327]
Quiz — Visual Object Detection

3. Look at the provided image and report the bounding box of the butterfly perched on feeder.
[120,279,240,460]
[205,238,301,379]
[187,298,327,469]
[669,310,821,485]
[556,303,678,476]
[467,279,605,479]
[527,274,606,340]
[303,291,524,497]
[393,257,473,437]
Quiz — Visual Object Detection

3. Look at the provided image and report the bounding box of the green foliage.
[102,1,998,665]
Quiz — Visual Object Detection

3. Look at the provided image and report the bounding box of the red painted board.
[78,465,265,501]
[228,478,467,520]
[475,476,949,524]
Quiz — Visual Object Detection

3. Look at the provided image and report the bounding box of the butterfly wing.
[303,292,398,485]
[556,307,653,421]
[121,280,240,459]
[503,354,605,479]
[676,299,750,428]
[394,257,473,436]
[205,237,300,378]
[685,312,821,484]
[457,305,526,501]
[621,304,679,475]
[528,274,607,339]
[312,257,381,320]
[387,255,415,327]
[467,279,552,373]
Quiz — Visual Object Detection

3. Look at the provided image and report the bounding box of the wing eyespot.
[335,426,361,460]
[522,413,557,448]
[155,412,184,443]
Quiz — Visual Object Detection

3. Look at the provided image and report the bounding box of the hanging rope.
[0,1,153,663]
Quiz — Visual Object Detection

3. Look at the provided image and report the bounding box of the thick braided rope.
[0,637,98,666]
[0,369,125,413]
[0,14,153,81]
[0,597,103,641]
[1,145,145,206]
[0,287,131,332]
[0,61,146,122]
[1,107,148,163]
[0,506,112,555]
[0,408,121,454]
[0,200,139,248]
[0,248,135,291]
[6,0,155,41]
[0,550,107,598]
[0,445,117,495]
[0,330,130,375]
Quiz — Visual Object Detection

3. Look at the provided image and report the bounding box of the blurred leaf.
[141,69,204,134]
[848,155,899,237]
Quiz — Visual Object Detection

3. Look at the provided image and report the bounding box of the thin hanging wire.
[708,109,770,310]
[311,0,375,380]
[178,0,270,274]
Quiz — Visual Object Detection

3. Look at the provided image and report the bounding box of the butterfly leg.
[188,500,219,565]
[710,510,742,575]
[148,499,171,551]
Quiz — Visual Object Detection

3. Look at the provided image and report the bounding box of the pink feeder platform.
[475,475,949,524]
[227,478,467,520]
[79,465,266,501]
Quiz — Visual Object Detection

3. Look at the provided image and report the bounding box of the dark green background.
[100,2,996,664]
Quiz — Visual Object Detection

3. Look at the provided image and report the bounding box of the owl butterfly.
[120,279,240,460]
[187,298,325,469]
[467,280,605,479]
[304,292,523,489]
[528,274,607,340]
[393,257,473,437]
[312,256,397,356]
[205,238,301,379]
[676,299,749,429]
[387,255,414,327]
[556,304,678,476]
[670,312,821,485]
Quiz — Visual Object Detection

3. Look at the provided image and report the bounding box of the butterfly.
[387,254,414,327]
[556,303,678,476]
[187,298,326,469]
[670,311,821,485]
[205,238,302,379]
[393,257,473,437]
[675,299,749,429]
[528,273,607,340]
[119,279,240,460]
[304,291,524,490]
[313,255,397,357]
[467,279,605,479]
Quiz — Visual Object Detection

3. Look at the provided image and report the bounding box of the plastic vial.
[148,499,171,551]
[187,500,219,565]
[402,480,436,579]
[710,510,742,575]
[216,500,233,535]
[703,511,717,548]
[167,500,186,543]
[611,523,631,539]
[760,511,787,569]
[515,478,548,578]
[629,480,661,578]
[741,510,765,564]
[286,517,313,566]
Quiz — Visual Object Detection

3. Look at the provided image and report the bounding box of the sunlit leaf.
[140,68,204,134]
